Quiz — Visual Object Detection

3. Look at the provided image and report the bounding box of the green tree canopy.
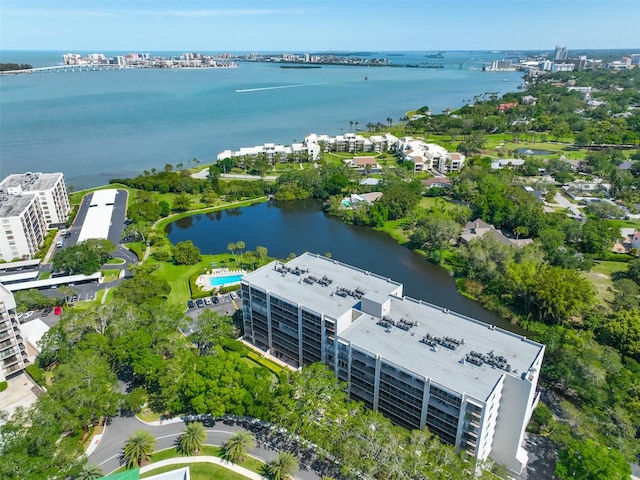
[172,240,202,265]
[555,438,631,480]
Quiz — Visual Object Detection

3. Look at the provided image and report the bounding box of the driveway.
[89,413,338,479]
[553,192,582,218]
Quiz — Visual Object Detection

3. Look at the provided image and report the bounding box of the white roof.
[19,318,49,353]
[4,272,101,291]
[77,189,117,243]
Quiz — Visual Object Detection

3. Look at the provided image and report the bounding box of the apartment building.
[0,172,70,261]
[0,193,47,261]
[241,253,544,473]
[0,284,27,382]
[0,172,70,227]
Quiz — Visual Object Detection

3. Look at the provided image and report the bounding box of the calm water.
[0,50,523,189]
[166,199,524,332]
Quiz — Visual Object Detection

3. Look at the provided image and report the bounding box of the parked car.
[16,313,24,320]
[24,311,34,318]
[203,297,212,305]
[187,300,194,309]
[230,291,238,299]
[195,299,204,308]
[212,296,220,304]
[53,306,63,315]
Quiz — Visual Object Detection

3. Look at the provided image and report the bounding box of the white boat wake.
[236,81,338,93]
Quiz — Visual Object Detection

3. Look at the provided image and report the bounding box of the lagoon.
[166,199,524,333]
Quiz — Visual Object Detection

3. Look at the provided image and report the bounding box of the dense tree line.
[0,63,32,71]
[404,68,640,147]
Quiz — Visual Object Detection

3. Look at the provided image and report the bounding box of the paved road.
[553,192,582,218]
[89,414,334,479]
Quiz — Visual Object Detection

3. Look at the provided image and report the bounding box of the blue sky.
[1,0,638,52]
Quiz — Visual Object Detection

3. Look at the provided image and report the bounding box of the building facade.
[241,253,544,473]
[0,172,70,261]
[0,284,28,382]
[0,193,47,261]
[0,172,70,227]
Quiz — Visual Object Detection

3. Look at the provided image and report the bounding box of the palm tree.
[223,430,255,464]
[76,463,103,480]
[349,120,354,132]
[354,121,359,132]
[122,430,157,469]
[386,117,393,127]
[178,421,206,456]
[267,451,298,480]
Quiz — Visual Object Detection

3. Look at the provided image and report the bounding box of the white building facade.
[0,194,47,261]
[241,253,544,473]
[0,284,28,382]
[0,172,70,227]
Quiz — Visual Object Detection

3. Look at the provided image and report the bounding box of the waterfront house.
[422,177,452,189]
[460,219,533,248]
[349,156,380,172]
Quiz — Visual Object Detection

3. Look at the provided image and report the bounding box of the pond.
[516,147,554,156]
[166,199,526,333]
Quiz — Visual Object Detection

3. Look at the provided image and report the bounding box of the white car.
[230,291,238,299]
[203,297,212,305]
[24,311,35,318]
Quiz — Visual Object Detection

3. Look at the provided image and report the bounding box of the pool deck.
[196,268,246,292]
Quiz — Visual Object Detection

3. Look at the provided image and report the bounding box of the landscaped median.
[113,446,264,480]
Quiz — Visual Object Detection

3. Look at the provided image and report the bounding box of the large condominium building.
[554,45,568,61]
[241,253,545,473]
[0,192,47,261]
[0,172,70,227]
[0,172,70,261]
[0,284,28,382]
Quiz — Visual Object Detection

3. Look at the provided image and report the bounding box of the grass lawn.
[587,261,629,306]
[106,257,126,265]
[100,269,121,282]
[376,218,409,244]
[151,253,242,305]
[141,463,250,480]
[113,446,265,479]
[69,183,132,205]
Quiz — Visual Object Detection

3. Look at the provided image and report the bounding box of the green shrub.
[220,337,249,355]
[0,381,7,392]
[25,364,46,387]
[153,251,170,262]
[188,273,210,299]
[247,351,285,374]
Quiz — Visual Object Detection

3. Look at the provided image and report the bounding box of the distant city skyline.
[1,0,638,52]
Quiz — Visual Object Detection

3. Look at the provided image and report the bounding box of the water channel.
[166,199,525,333]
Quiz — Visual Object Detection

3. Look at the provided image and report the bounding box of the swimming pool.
[209,274,244,286]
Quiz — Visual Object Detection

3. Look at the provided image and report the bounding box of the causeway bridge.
[0,65,133,75]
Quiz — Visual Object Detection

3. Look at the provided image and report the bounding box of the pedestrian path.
[140,456,263,479]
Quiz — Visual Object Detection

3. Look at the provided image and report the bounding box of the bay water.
[0,50,523,189]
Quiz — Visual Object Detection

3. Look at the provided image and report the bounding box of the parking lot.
[185,292,239,318]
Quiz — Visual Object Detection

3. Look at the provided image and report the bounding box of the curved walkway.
[140,455,262,479]
[88,413,329,480]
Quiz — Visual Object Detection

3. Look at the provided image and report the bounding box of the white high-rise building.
[0,284,27,382]
[0,172,70,261]
[0,172,70,227]
[0,193,47,261]
[241,253,545,473]
[554,45,568,61]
